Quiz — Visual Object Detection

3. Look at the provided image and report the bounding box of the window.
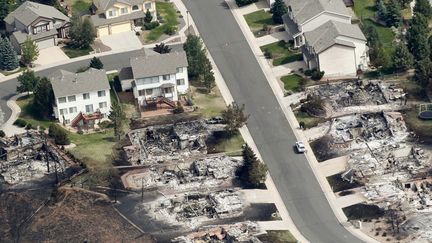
[69,107,77,113]
[176,67,183,73]
[163,87,171,93]
[65,119,70,124]
[59,108,68,115]
[99,102,107,108]
[67,95,76,102]
[137,76,159,85]
[288,6,292,12]
[98,90,106,97]
[108,10,117,17]
[121,7,128,14]
[33,24,49,34]
[58,97,66,104]
[132,5,139,10]
[145,89,153,95]
[162,74,170,81]
[176,79,185,85]
[85,104,94,113]
[144,2,152,9]
[138,89,146,96]
[83,93,90,100]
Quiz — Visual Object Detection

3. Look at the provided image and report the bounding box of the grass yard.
[16,95,54,128]
[145,2,179,42]
[244,9,274,30]
[281,74,303,92]
[62,46,93,58]
[72,0,92,14]
[294,110,325,129]
[191,85,226,118]
[206,131,245,156]
[260,40,303,66]
[403,109,432,141]
[258,230,297,243]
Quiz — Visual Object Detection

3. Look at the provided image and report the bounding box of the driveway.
[99,31,142,50]
[33,46,70,66]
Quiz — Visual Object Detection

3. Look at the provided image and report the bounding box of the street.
[181,0,363,242]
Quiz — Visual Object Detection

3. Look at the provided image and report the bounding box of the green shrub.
[264,49,273,59]
[98,120,111,129]
[143,21,160,30]
[304,69,313,76]
[13,119,27,127]
[25,123,34,130]
[163,25,176,35]
[77,130,84,135]
[48,124,70,145]
[235,0,258,7]
[311,70,325,81]
[0,130,5,137]
[173,102,185,114]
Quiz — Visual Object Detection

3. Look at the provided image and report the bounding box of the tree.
[369,44,389,68]
[69,15,96,49]
[16,70,40,94]
[270,0,287,24]
[108,101,126,141]
[144,9,153,23]
[48,124,70,145]
[33,77,54,118]
[221,102,249,133]
[414,0,432,18]
[414,58,432,89]
[0,0,10,23]
[385,0,402,27]
[407,13,430,60]
[153,42,171,54]
[203,65,215,92]
[89,56,103,69]
[376,0,388,22]
[184,35,205,77]
[21,37,39,66]
[0,37,19,71]
[235,0,258,7]
[393,42,413,71]
[237,144,268,188]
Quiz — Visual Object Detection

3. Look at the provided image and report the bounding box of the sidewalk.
[225,0,379,242]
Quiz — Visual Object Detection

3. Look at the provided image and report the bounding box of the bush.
[0,130,5,137]
[143,21,160,30]
[39,126,46,132]
[98,120,112,129]
[264,49,272,59]
[163,25,176,35]
[304,69,313,76]
[235,0,258,7]
[311,70,325,81]
[135,31,141,36]
[25,123,34,130]
[13,119,27,127]
[48,124,70,145]
[77,129,84,135]
[173,101,185,114]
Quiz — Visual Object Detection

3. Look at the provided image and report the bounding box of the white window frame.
[121,7,128,14]
[58,97,67,104]
[67,95,76,102]
[59,108,68,115]
[85,104,94,113]
[144,2,152,9]
[176,79,185,85]
[83,93,90,100]
[99,102,107,108]
[162,74,170,81]
[69,107,77,113]
[176,67,183,73]
[98,90,106,97]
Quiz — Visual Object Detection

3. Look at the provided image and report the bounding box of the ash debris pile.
[121,155,242,192]
[172,221,262,243]
[0,132,68,185]
[125,120,224,165]
[144,189,244,229]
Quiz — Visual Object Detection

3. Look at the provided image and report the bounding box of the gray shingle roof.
[93,0,146,13]
[304,20,366,54]
[90,10,145,26]
[49,68,110,98]
[283,0,350,25]
[5,1,69,26]
[130,51,188,78]
[12,28,57,44]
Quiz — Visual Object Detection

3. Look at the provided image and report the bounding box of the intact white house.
[119,50,189,109]
[50,68,111,128]
[282,0,369,77]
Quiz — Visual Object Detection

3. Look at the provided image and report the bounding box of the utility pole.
[141,178,144,202]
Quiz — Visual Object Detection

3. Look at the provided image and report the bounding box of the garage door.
[36,38,55,50]
[98,27,109,37]
[110,22,132,34]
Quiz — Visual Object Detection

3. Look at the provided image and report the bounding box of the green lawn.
[16,95,54,128]
[294,110,325,129]
[191,85,226,118]
[244,9,274,30]
[281,74,303,92]
[258,230,297,243]
[62,46,93,58]
[207,131,245,156]
[403,109,432,140]
[72,0,92,14]
[146,2,179,42]
[260,40,303,66]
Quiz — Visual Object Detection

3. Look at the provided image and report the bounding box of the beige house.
[90,0,157,37]
[4,1,70,53]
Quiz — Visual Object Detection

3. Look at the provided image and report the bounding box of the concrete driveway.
[99,31,142,50]
[34,46,70,66]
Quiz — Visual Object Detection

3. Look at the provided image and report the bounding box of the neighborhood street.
[182,0,363,242]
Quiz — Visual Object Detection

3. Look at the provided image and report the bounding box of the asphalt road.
[182,0,364,242]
